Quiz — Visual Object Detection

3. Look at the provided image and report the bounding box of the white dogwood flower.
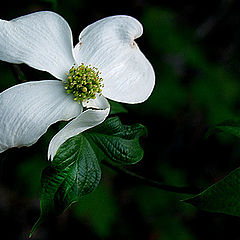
[0,11,155,160]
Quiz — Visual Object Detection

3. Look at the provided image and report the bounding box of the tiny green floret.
[64,63,104,103]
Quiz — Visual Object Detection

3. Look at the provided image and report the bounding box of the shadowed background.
[1,0,240,239]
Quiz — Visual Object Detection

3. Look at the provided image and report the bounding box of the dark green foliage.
[30,134,101,237]
[206,119,240,139]
[109,100,128,114]
[184,167,240,217]
[85,117,147,165]
[30,117,146,236]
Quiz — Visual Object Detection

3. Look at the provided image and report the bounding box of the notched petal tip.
[79,15,143,42]
[73,14,154,104]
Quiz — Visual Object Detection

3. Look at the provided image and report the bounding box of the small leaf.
[184,167,240,217]
[84,117,147,165]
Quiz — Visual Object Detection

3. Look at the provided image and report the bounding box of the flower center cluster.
[64,63,103,103]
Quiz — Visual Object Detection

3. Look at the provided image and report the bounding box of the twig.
[102,160,201,195]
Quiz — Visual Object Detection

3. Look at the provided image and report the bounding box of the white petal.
[82,94,109,109]
[48,107,110,160]
[0,80,82,153]
[0,11,75,80]
[74,15,155,104]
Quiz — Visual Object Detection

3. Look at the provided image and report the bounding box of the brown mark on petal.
[131,41,137,48]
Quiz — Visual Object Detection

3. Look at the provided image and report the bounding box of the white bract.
[0,11,155,160]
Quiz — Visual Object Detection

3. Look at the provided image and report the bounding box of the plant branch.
[102,160,202,195]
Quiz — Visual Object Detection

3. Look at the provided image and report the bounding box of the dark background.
[1,0,240,239]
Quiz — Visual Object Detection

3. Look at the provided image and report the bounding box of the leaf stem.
[102,160,201,195]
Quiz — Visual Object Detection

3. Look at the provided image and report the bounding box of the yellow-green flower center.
[64,63,104,103]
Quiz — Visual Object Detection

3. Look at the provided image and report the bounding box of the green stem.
[102,160,201,195]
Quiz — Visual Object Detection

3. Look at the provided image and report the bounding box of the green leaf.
[31,117,147,237]
[206,119,240,139]
[184,167,240,217]
[84,117,147,165]
[109,100,128,114]
[30,134,101,237]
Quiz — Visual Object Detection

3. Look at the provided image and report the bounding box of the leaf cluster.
[30,116,147,237]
